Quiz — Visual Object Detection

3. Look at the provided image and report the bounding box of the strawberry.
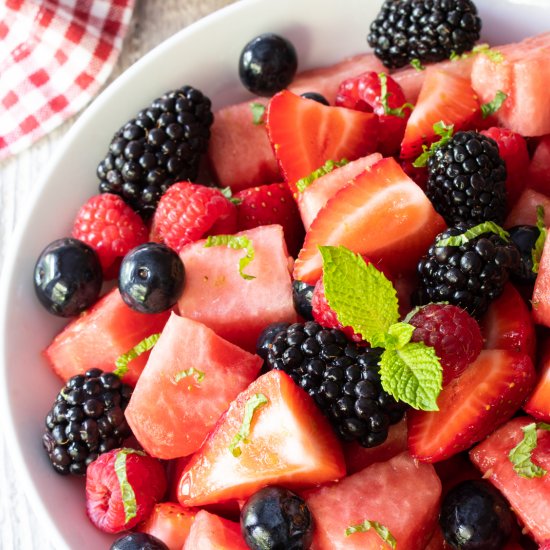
[85,448,166,534]
[150,182,237,253]
[400,69,481,159]
[524,337,550,422]
[335,71,411,156]
[72,193,148,277]
[528,135,550,195]
[234,182,305,256]
[266,90,379,194]
[407,349,536,463]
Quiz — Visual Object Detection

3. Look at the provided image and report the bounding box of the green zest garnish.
[436,221,510,247]
[345,519,397,548]
[204,235,256,280]
[229,393,268,457]
[320,246,442,411]
[114,333,161,378]
[509,422,550,478]
[451,43,504,63]
[481,90,508,119]
[532,205,547,274]
[114,448,146,523]
[250,102,266,125]
[379,73,414,118]
[296,159,349,192]
[173,367,205,384]
[410,58,425,71]
[413,121,454,168]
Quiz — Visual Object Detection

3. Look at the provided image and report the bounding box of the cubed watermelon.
[183,510,248,550]
[532,235,550,328]
[528,135,550,195]
[505,187,550,227]
[524,337,550,422]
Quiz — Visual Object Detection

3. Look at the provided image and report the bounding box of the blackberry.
[416,224,521,317]
[508,224,540,285]
[266,322,407,447]
[292,280,315,321]
[426,131,507,226]
[43,369,133,475]
[368,0,482,69]
[97,86,213,219]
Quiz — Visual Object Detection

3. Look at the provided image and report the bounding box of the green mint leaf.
[114,448,147,523]
[532,205,547,274]
[296,159,349,192]
[114,333,161,378]
[380,342,442,411]
[383,322,415,351]
[481,90,508,119]
[319,246,399,346]
[219,186,242,206]
[413,121,454,168]
[173,367,205,384]
[204,235,256,280]
[509,422,550,478]
[229,393,268,457]
[345,519,397,548]
[410,58,425,71]
[378,73,414,118]
[436,221,510,247]
[250,102,266,125]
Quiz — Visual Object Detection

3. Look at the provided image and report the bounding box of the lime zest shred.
[173,367,206,385]
[345,519,397,548]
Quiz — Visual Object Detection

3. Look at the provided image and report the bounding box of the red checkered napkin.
[0,0,135,161]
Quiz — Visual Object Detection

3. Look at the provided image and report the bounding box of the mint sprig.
[509,422,550,478]
[220,186,242,206]
[296,159,349,193]
[114,448,147,523]
[345,519,396,548]
[436,222,510,247]
[114,333,161,378]
[379,73,414,118]
[532,205,547,274]
[481,90,507,119]
[204,235,255,280]
[250,102,266,125]
[320,246,442,410]
[229,393,268,457]
[413,121,454,168]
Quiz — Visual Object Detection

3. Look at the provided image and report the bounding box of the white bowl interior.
[1,0,549,548]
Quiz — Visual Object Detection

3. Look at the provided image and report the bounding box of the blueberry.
[440,479,514,549]
[292,280,315,320]
[300,92,330,106]
[110,532,168,550]
[508,224,540,285]
[119,242,185,313]
[239,33,298,96]
[256,322,291,364]
[241,486,313,550]
[34,238,102,317]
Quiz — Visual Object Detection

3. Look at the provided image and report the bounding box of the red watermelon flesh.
[125,313,262,459]
[528,135,550,195]
[470,416,550,544]
[532,234,550,328]
[505,187,550,228]
[177,224,298,352]
[524,337,550,422]
[43,288,170,386]
[183,510,248,550]
[305,452,441,550]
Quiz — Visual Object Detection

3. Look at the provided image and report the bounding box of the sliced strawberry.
[480,283,536,361]
[400,69,480,159]
[293,157,446,284]
[524,337,550,422]
[408,349,536,463]
[234,182,305,256]
[177,370,345,507]
[266,90,378,193]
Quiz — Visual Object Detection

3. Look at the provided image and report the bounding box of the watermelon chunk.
[43,288,170,386]
[524,338,550,422]
[183,510,248,550]
[532,235,550,328]
[177,224,298,352]
[305,452,441,550]
[505,187,550,228]
[125,313,262,459]
[470,416,550,544]
[528,135,550,196]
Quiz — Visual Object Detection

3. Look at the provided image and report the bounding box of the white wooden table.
[0,1,236,547]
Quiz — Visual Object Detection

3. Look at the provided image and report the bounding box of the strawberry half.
[266,90,378,194]
[407,349,536,463]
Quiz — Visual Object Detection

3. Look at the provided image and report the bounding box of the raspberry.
[150,182,237,252]
[85,448,166,534]
[408,304,483,385]
[72,193,148,276]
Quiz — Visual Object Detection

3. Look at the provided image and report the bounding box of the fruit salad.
[30,0,550,548]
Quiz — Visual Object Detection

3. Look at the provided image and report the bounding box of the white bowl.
[1,0,550,548]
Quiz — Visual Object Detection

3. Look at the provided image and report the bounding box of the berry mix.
[31,0,550,548]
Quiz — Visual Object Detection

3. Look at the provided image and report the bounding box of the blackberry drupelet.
[97,86,213,219]
[368,0,482,69]
[266,322,407,447]
[43,369,133,475]
[426,131,507,226]
[416,224,521,317]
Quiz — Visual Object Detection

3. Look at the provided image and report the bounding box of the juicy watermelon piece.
[470,416,550,544]
[43,288,170,386]
[183,510,248,550]
[471,32,550,136]
[177,370,345,507]
[305,452,441,550]
[528,135,550,195]
[297,153,382,230]
[532,235,550,328]
[524,338,550,422]
[505,187,550,227]
[293,157,446,284]
[177,224,298,352]
[125,313,262,459]
[138,502,196,550]
[480,283,536,360]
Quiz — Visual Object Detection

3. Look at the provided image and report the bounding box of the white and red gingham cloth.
[0,0,135,162]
